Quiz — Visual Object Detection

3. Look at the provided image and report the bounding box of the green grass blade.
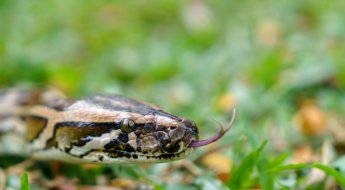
[311,163,345,187]
[270,163,309,172]
[228,140,268,188]
[20,173,30,190]
[270,163,345,187]
[270,153,289,168]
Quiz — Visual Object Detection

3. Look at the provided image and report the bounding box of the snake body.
[0,88,199,163]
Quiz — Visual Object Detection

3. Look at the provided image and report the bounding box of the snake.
[0,88,235,164]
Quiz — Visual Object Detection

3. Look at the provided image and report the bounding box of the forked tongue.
[189,109,236,148]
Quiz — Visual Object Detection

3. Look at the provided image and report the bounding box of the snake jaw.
[189,109,236,148]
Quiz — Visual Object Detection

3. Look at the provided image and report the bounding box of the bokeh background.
[1,0,345,189]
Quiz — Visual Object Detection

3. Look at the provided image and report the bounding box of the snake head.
[130,113,199,162]
[158,118,199,154]
[54,95,234,164]
[130,109,235,162]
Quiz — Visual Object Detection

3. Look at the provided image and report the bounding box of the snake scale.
[0,88,235,164]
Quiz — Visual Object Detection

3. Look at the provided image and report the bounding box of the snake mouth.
[101,147,193,163]
[136,147,194,162]
[138,140,194,162]
[139,148,192,161]
[189,109,236,148]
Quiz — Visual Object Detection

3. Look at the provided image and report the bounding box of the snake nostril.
[169,126,177,130]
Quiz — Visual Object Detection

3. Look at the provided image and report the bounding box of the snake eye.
[120,118,135,133]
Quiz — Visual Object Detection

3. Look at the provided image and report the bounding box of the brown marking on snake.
[24,115,48,141]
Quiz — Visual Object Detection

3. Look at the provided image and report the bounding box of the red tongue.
[189,109,236,148]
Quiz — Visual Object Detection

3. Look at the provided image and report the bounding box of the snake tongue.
[189,109,236,148]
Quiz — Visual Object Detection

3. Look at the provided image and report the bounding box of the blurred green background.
[1,0,345,189]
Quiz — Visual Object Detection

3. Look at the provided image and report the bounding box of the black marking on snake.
[55,121,120,128]
[79,149,95,158]
[144,122,155,132]
[64,146,73,153]
[118,133,128,143]
[103,139,136,152]
[98,155,104,161]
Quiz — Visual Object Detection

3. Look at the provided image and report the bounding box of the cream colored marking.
[92,96,146,110]
[134,117,145,123]
[30,119,59,150]
[155,115,178,126]
[69,129,121,156]
[84,129,121,149]
[128,132,137,141]
[128,132,138,149]
[127,140,137,150]
[58,109,149,123]
[29,105,58,117]
[69,146,89,157]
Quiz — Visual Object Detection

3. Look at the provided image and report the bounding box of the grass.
[20,173,30,190]
[271,163,345,187]
[1,0,345,189]
[228,141,268,189]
